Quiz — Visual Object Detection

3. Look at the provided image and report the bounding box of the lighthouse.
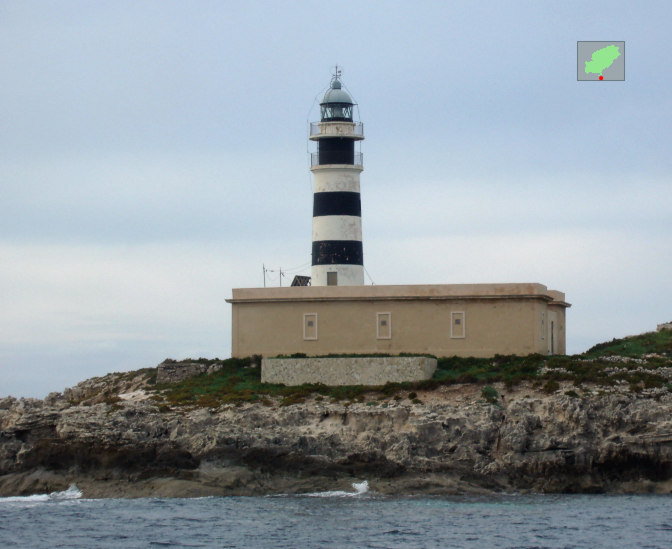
[228,69,571,372]
[309,68,365,286]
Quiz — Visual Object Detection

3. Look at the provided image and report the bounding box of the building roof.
[227,283,570,307]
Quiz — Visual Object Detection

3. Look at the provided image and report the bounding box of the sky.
[1,1,671,398]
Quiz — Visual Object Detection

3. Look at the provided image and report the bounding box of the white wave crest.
[303,480,370,498]
[0,483,82,504]
[352,480,369,494]
[49,484,82,500]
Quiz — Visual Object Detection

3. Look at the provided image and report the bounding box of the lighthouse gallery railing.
[310,122,364,137]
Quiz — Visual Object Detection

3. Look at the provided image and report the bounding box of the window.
[377,312,391,339]
[541,312,545,340]
[327,272,338,286]
[303,313,318,340]
[451,311,466,338]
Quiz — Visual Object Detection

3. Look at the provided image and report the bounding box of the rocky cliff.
[2,369,672,498]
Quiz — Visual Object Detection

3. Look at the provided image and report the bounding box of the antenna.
[364,266,376,285]
[331,64,342,84]
[262,264,276,287]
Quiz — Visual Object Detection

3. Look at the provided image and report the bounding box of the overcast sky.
[2,1,671,398]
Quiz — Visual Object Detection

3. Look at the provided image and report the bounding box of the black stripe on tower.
[312,241,363,266]
[313,192,361,217]
[318,138,354,165]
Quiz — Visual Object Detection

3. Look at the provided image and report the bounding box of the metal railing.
[309,122,364,137]
[311,152,363,168]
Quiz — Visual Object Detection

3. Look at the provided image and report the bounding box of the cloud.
[2,1,671,397]
[0,150,309,243]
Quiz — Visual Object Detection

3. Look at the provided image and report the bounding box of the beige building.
[227,283,570,359]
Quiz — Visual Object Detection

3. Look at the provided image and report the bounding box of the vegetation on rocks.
[28,330,671,410]
[146,330,672,409]
[481,385,499,404]
[583,329,672,358]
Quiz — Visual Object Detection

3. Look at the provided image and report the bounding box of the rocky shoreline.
[2,375,672,498]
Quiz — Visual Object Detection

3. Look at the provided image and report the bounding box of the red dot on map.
[599,76,604,80]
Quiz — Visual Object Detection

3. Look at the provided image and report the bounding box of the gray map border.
[577,41,625,81]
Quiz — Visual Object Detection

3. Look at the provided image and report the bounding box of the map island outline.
[584,44,621,77]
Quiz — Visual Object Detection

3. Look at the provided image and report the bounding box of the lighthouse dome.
[321,79,353,105]
[320,78,354,121]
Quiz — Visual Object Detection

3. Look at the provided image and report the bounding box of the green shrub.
[542,380,560,394]
[481,385,499,404]
[196,394,221,408]
[280,394,306,406]
[107,403,123,413]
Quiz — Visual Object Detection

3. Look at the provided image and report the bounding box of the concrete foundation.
[261,356,437,386]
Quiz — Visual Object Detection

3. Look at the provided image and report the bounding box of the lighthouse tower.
[309,69,365,286]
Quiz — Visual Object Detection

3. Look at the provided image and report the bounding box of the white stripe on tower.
[312,168,361,194]
[311,264,362,287]
[312,216,362,242]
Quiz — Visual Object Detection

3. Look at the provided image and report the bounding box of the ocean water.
[1,482,671,548]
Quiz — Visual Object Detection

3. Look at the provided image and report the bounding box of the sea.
[1,482,671,548]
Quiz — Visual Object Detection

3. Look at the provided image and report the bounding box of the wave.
[302,480,370,498]
[0,484,82,503]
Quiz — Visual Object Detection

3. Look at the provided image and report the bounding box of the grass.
[157,357,264,406]
[583,330,672,358]
[149,331,672,408]
[433,354,543,389]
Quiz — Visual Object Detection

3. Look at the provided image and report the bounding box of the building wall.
[228,284,569,359]
[546,304,567,355]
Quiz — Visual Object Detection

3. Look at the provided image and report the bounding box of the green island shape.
[585,44,621,76]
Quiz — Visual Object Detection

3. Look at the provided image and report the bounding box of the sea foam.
[0,484,82,504]
[303,480,370,498]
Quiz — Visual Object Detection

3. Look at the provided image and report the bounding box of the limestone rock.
[156,360,223,385]
[2,380,672,497]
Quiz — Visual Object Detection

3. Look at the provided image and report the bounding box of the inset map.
[577,41,625,81]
